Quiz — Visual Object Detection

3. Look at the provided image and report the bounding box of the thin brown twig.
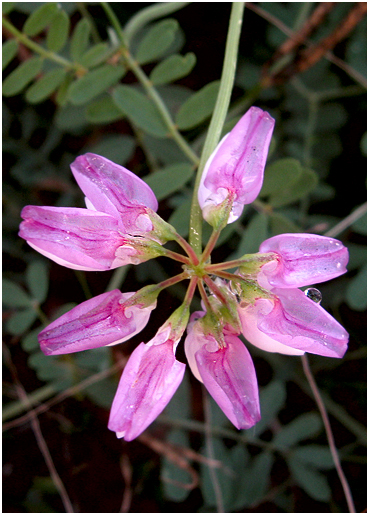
[245,2,367,88]
[301,354,356,513]
[3,357,128,432]
[3,343,74,513]
[119,454,133,513]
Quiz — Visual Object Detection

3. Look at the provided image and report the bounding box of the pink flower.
[198,106,275,225]
[237,234,349,358]
[185,313,260,429]
[257,233,349,288]
[39,290,156,355]
[108,324,186,441]
[19,153,165,271]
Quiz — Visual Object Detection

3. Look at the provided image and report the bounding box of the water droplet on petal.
[304,287,322,304]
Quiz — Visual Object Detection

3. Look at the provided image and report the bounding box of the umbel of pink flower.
[19,107,349,441]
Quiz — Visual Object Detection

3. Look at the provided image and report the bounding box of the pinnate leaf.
[85,95,123,124]
[273,412,322,449]
[3,279,32,308]
[113,85,168,137]
[2,56,43,96]
[144,163,193,201]
[150,53,196,85]
[26,261,49,304]
[23,3,58,36]
[175,80,220,130]
[2,39,18,70]
[46,9,70,52]
[288,456,331,501]
[79,42,110,68]
[25,68,67,104]
[68,64,126,105]
[70,18,90,62]
[135,19,179,65]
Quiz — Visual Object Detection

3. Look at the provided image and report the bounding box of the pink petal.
[198,107,275,223]
[108,340,185,441]
[70,153,158,233]
[240,289,348,358]
[258,234,349,288]
[19,205,133,271]
[195,333,260,429]
[39,290,156,355]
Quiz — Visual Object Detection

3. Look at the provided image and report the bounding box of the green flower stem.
[2,17,85,72]
[101,2,199,166]
[206,253,274,272]
[189,2,244,255]
[162,248,191,265]
[123,2,190,45]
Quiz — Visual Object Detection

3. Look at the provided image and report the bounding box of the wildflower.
[19,107,349,441]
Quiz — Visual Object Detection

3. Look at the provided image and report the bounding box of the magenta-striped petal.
[240,288,348,358]
[195,333,260,429]
[19,205,135,271]
[108,339,185,441]
[70,153,158,234]
[39,290,156,355]
[198,107,275,224]
[258,234,349,288]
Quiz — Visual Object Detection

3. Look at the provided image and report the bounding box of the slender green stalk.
[101,2,199,165]
[124,2,190,45]
[189,2,244,255]
[2,17,84,72]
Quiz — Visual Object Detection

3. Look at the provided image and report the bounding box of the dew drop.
[304,287,322,304]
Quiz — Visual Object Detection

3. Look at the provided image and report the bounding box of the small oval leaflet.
[304,287,322,304]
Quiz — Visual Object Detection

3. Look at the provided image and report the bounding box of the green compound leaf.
[144,162,194,201]
[260,157,302,197]
[2,3,15,15]
[249,379,286,437]
[273,412,322,450]
[23,2,58,37]
[269,212,301,235]
[2,56,43,96]
[291,445,334,470]
[2,279,32,308]
[85,94,123,124]
[271,167,319,208]
[345,263,367,311]
[168,196,192,237]
[6,308,38,336]
[70,18,91,62]
[46,9,70,53]
[86,134,135,165]
[113,85,168,137]
[135,19,179,65]
[287,456,331,502]
[25,67,67,104]
[21,327,42,352]
[26,261,49,304]
[68,64,126,105]
[2,39,18,70]
[150,52,196,86]
[232,211,268,257]
[162,429,192,502]
[175,80,220,130]
[79,42,110,68]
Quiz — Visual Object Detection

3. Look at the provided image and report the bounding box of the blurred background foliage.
[2,2,366,513]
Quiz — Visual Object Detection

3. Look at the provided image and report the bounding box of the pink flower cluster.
[19,107,349,441]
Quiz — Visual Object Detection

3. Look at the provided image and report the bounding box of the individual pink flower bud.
[239,288,349,358]
[70,153,158,235]
[19,206,152,271]
[19,153,168,271]
[185,315,260,430]
[257,234,349,288]
[108,326,186,441]
[39,290,156,355]
[198,106,275,224]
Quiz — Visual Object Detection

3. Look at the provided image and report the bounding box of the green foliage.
[3,56,43,96]
[22,3,58,36]
[68,64,126,105]
[135,19,179,65]
[2,39,18,69]
[175,81,220,130]
[113,85,168,137]
[25,67,67,104]
[150,53,196,86]
[144,162,194,201]
[46,8,70,52]
[70,18,91,62]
